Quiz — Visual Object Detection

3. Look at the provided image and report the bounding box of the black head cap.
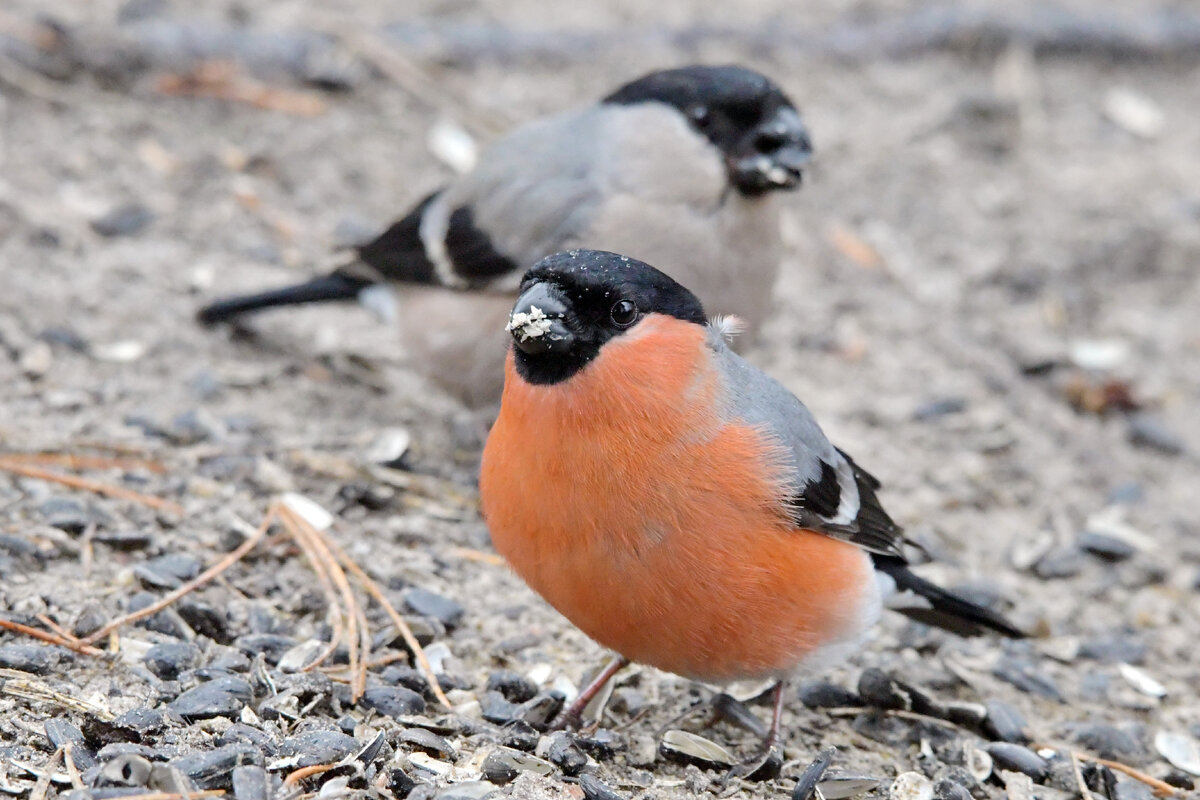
[506,250,707,385]
[604,65,813,195]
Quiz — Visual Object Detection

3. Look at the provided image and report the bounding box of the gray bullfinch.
[197,65,812,407]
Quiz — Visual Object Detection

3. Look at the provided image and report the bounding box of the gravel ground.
[1,1,1199,799]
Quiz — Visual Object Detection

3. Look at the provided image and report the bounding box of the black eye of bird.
[687,104,710,127]
[609,300,638,327]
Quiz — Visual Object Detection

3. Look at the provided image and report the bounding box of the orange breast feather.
[480,315,875,681]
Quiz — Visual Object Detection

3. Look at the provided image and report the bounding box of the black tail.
[874,555,1025,638]
[196,272,371,325]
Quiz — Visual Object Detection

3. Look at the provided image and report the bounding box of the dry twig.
[29,746,63,800]
[0,457,182,515]
[156,61,327,115]
[282,762,340,786]
[0,451,167,474]
[0,617,105,657]
[81,508,276,644]
[1034,742,1180,797]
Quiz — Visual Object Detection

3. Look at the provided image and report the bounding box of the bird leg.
[552,655,630,730]
[729,680,787,781]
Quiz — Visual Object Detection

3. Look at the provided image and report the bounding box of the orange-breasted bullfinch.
[479,250,1024,774]
[197,65,812,408]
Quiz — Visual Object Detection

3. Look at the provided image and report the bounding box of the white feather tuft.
[709,314,746,342]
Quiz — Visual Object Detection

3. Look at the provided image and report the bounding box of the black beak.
[731,106,813,194]
[507,282,575,354]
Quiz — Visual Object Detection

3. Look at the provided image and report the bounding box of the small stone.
[40,497,92,534]
[168,676,253,720]
[931,779,972,800]
[436,780,495,800]
[486,670,537,703]
[217,724,277,755]
[798,681,861,709]
[112,707,165,734]
[1112,778,1154,800]
[1078,532,1137,562]
[481,747,555,784]
[403,588,465,628]
[231,765,270,800]
[144,642,201,680]
[0,643,59,673]
[516,691,564,728]
[398,728,457,760]
[659,730,736,769]
[499,720,539,752]
[983,700,1028,743]
[91,203,154,237]
[169,743,264,790]
[1079,634,1147,665]
[627,734,657,767]
[580,773,626,800]
[45,719,97,770]
[1126,413,1185,455]
[1072,723,1145,762]
[998,770,1035,800]
[19,340,53,379]
[984,743,1048,782]
[574,728,624,759]
[134,553,202,590]
[913,397,967,421]
[380,665,429,696]
[233,633,298,661]
[1033,546,1086,580]
[889,771,933,800]
[361,685,427,718]
[542,731,587,776]
[279,729,357,766]
[1103,88,1165,139]
[992,656,1063,701]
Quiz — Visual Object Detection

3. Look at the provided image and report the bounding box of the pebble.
[144,642,201,680]
[216,724,277,755]
[1113,778,1155,800]
[362,685,427,718]
[168,744,264,790]
[39,497,93,534]
[793,747,836,800]
[515,691,563,728]
[574,728,624,759]
[404,588,465,628]
[889,771,933,800]
[279,729,357,766]
[541,731,587,776]
[111,707,165,734]
[1078,634,1147,664]
[499,720,540,752]
[1033,545,1086,580]
[436,780,495,800]
[992,656,1064,701]
[1071,723,1144,762]
[91,203,155,237]
[486,670,538,703]
[798,681,861,709]
[45,719,97,770]
[983,699,1029,743]
[0,643,59,673]
[97,753,153,787]
[1126,413,1185,455]
[1078,531,1136,562]
[627,734,657,767]
[168,676,253,720]
[233,633,298,661]
[998,770,1035,800]
[19,340,53,378]
[133,553,202,590]
[579,773,626,800]
[480,747,555,783]
[984,743,1048,782]
[398,728,457,760]
[912,397,967,421]
[658,730,736,769]
[93,530,153,551]
[231,765,271,800]
[931,779,972,800]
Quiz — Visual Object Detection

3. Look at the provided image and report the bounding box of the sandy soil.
[1,1,1199,799]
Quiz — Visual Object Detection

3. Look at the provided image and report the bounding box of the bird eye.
[609,300,638,327]
[687,104,710,127]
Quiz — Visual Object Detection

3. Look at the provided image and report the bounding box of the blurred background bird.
[197,65,812,408]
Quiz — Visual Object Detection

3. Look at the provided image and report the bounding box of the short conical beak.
[506,282,575,354]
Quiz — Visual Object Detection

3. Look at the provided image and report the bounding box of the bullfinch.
[197,65,812,408]
[479,249,1024,775]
